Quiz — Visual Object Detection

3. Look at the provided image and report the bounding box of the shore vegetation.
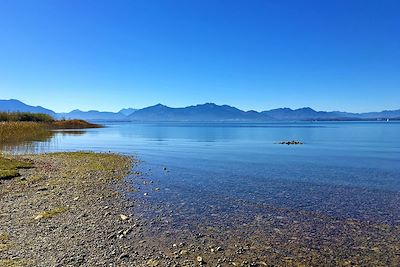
[0,112,102,179]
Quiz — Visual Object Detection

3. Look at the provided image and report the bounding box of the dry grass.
[0,122,52,147]
[0,232,10,253]
[0,259,29,267]
[0,232,8,242]
[0,119,101,150]
[34,207,68,220]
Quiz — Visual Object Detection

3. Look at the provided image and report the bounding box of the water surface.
[16,121,400,225]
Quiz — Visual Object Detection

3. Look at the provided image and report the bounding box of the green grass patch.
[0,169,19,179]
[51,152,126,171]
[0,157,32,169]
[0,243,11,251]
[0,232,9,242]
[0,259,29,267]
[0,232,10,252]
[34,207,68,220]
[0,156,33,180]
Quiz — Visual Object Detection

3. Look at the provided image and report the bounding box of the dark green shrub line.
[0,112,54,123]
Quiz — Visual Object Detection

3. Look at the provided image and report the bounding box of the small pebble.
[120,214,129,221]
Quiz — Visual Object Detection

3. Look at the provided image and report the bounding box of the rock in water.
[277,140,304,145]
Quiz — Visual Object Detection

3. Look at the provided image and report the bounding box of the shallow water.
[9,121,400,264]
[12,121,400,225]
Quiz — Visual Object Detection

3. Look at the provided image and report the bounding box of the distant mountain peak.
[268,107,292,111]
[8,99,23,103]
[296,107,316,111]
[0,99,56,115]
[150,103,169,108]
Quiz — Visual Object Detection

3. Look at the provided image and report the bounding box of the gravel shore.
[0,152,143,267]
[1,152,223,267]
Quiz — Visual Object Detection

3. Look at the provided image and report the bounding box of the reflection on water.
[1,130,86,154]
[53,130,87,135]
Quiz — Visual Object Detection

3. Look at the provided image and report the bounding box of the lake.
[16,121,400,224]
[10,121,400,264]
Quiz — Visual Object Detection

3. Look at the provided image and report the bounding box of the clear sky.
[0,0,399,113]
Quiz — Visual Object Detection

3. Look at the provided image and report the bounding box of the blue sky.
[0,0,399,112]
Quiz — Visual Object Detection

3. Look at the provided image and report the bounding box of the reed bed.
[0,122,53,148]
[0,116,102,178]
[0,122,49,178]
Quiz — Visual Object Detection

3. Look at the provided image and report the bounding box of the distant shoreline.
[1,99,399,122]
[80,118,400,123]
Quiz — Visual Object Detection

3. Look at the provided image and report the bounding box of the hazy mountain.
[1,99,399,121]
[129,104,400,121]
[261,107,348,120]
[351,110,400,119]
[0,99,56,116]
[128,103,266,121]
[129,104,346,121]
[58,110,127,121]
[313,110,400,120]
[118,108,137,116]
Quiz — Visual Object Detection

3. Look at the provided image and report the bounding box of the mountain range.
[0,99,57,117]
[1,99,399,122]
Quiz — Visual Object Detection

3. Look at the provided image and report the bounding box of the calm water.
[16,122,400,225]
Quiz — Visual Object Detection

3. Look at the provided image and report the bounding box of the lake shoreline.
[1,152,400,266]
[0,152,151,266]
